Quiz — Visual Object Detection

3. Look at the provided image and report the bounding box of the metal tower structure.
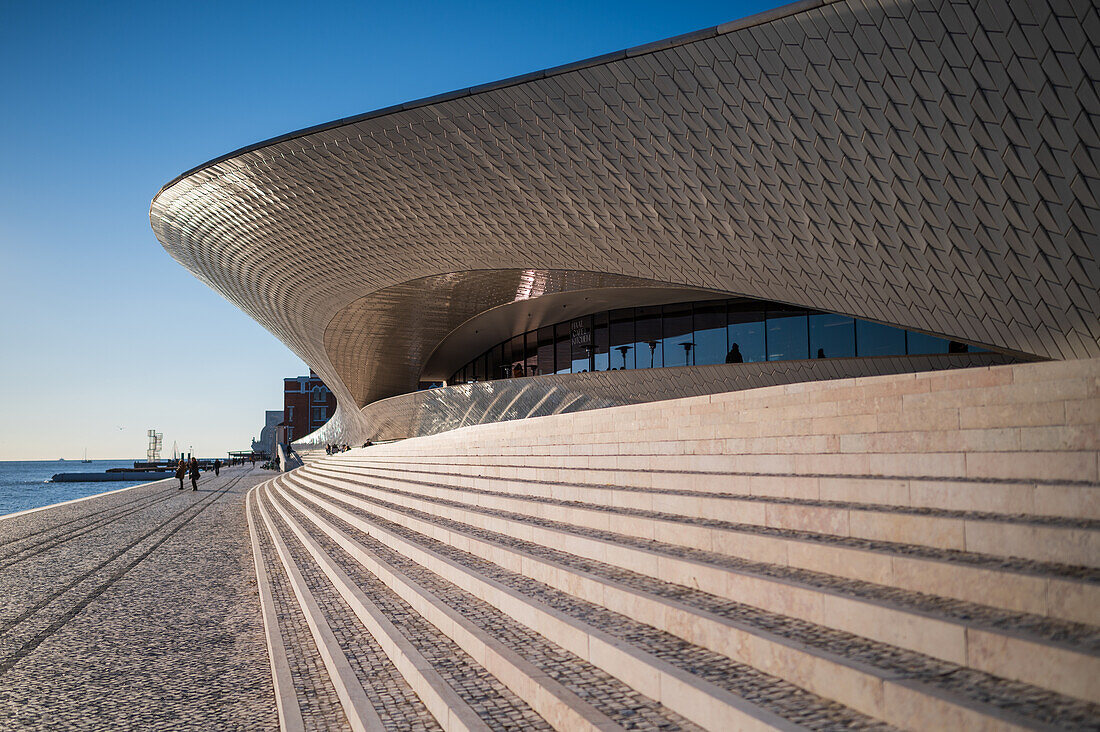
[146,429,163,463]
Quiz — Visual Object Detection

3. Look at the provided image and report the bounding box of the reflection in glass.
[488,343,503,380]
[809,313,854,358]
[554,322,570,374]
[635,306,662,369]
[662,303,694,367]
[525,331,539,375]
[693,301,726,366]
[508,334,524,375]
[857,320,906,357]
[767,310,809,361]
[571,316,593,373]
[450,295,999,383]
[907,331,950,354]
[610,309,635,369]
[537,326,555,376]
[727,309,765,362]
[592,312,609,371]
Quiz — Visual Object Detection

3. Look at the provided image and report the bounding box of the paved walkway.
[0,465,277,731]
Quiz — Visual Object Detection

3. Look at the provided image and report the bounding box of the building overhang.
[151,0,1100,440]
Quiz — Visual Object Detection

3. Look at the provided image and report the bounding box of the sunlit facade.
[151,0,1098,445]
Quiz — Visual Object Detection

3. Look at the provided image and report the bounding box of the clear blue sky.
[0,0,775,460]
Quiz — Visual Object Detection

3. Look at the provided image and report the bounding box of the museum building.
[151,1,1100,728]
[150,0,1096,445]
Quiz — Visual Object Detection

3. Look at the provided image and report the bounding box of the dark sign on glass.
[570,319,591,347]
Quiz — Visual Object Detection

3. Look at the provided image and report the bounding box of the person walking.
[189,457,200,491]
[175,459,187,490]
[213,458,221,477]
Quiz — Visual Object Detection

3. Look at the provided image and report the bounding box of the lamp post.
[615,345,631,369]
[680,341,694,366]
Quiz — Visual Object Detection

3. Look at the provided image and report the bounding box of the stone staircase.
[252,358,1100,730]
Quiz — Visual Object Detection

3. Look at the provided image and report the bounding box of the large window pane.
[592,312,609,371]
[907,331,950,355]
[508,334,525,376]
[809,313,855,358]
[856,320,906,357]
[455,296,976,383]
[610,308,635,370]
[767,309,809,361]
[662,303,694,367]
[488,343,503,380]
[571,316,593,372]
[554,323,571,374]
[727,308,765,362]
[524,331,539,375]
[537,326,555,376]
[635,306,662,369]
[693,301,727,365]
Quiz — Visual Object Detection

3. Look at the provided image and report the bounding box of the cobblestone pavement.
[0,465,278,731]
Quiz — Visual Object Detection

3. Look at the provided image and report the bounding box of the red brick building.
[283,371,337,443]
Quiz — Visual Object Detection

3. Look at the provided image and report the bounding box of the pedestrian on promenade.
[213,458,221,477]
[175,459,186,490]
[189,457,200,491]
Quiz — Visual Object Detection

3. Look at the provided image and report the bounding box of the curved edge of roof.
[151,0,829,204]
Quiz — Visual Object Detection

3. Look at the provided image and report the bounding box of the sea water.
[0,460,163,517]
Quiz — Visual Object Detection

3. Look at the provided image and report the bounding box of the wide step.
[306,462,1099,625]
[248,484,443,731]
[283,473,1099,729]
[272,477,894,731]
[269,360,1099,729]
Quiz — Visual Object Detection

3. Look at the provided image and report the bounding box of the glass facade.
[449,298,981,384]
[809,313,855,359]
[766,307,809,361]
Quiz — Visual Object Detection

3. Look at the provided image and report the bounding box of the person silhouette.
[817,348,826,358]
[725,343,743,363]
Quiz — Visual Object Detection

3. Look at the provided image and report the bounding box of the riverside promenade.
[0,465,276,730]
[0,361,1095,731]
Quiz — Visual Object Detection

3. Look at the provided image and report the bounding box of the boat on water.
[81,448,91,464]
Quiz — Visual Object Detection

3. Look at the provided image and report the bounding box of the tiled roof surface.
[151,0,1100,440]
